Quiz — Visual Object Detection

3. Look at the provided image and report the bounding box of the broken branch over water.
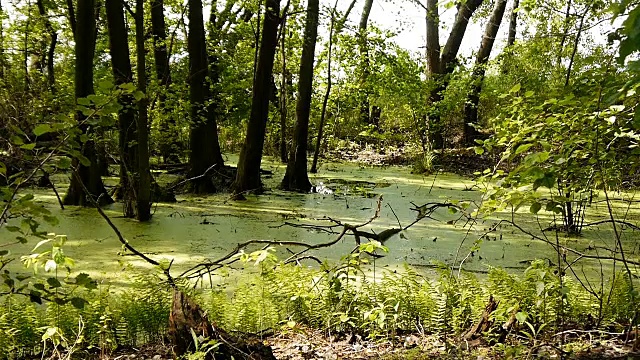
[180,198,471,281]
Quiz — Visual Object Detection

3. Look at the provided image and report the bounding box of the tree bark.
[187,0,225,194]
[232,0,280,196]
[169,290,277,359]
[463,0,507,146]
[311,0,356,173]
[507,0,519,47]
[135,0,151,221]
[0,0,5,79]
[425,0,483,149]
[151,0,179,164]
[64,0,113,206]
[358,0,374,125]
[279,13,288,163]
[281,0,318,192]
[65,0,76,38]
[557,0,573,65]
[36,0,57,93]
[105,0,137,216]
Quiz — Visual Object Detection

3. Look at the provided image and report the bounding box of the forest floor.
[100,327,640,359]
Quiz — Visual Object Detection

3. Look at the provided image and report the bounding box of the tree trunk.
[463,0,507,146]
[105,0,137,217]
[64,0,113,206]
[279,13,288,163]
[65,0,76,38]
[135,0,151,221]
[507,0,519,47]
[557,0,573,65]
[281,0,318,192]
[425,0,483,149]
[187,0,225,194]
[0,0,5,79]
[169,290,277,359]
[232,0,280,197]
[36,0,57,93]
[311,0,357,173]
[358,0,374,125]
[151,0,179,164]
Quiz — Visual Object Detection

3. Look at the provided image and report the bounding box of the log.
[168,290,276,359]
[463,295,499,341]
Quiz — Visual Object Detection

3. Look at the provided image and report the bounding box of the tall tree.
[232,0,281,196]
[281,0,319,192]
[105,0,137,216]
[35,0,57,92]
[151,0,179,163]
[310,0,357,173]
[135,0,151,221]
[507,0,519,47]
[425,0,483,149]
[0,0,5,80]
[358,0,374,125]
[64,0,113,206]
[463,0,507,146]
[187,0,225,193]
[279,12,289,163]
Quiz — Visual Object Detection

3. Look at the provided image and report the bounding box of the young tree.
[0,0,5,79]
[135,0,151,221]
[311,0,357,173]
[507,0,519,47]
[151,0,179,164]
[358,0,374,125]
[35,0,57,92]
[105,0,136,216]
[463,0,507,146]
[424,0,483,149]
[187,0,225,193]
[278,9,289,164]
[281,0,319,192]
[232,0,281,196]
[64,0,113,206]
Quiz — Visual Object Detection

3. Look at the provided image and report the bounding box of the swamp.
[1,0,640,359]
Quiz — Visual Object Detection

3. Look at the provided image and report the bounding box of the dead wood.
[168,289,276,359]
[463,295,499,341]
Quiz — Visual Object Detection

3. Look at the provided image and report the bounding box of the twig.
[77,178,176,287]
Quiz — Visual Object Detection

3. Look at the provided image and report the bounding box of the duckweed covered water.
[3,156,639,285]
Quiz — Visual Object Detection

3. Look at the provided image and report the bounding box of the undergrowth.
[0,257,637,359]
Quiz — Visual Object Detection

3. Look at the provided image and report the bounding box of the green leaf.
[20,143,36,151]
[11,136,24,145]
[515,143,533,155]
[70,297,87,310]
[56,157,72,170]
[33,124,52,136]
[98,79,114,91]
[75,273,91,286]
[29,290,42,304]
[530,202,542,214]
[509,83,521,93]
[77,154,91,167]
[46,277,62,289]
[133,90,145,102]
[515,311,528,324]
[33,283,45,291]
[6,226,20,232]
[77,97,91,106]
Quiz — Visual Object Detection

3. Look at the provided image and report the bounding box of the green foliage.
[477,66,639,232]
